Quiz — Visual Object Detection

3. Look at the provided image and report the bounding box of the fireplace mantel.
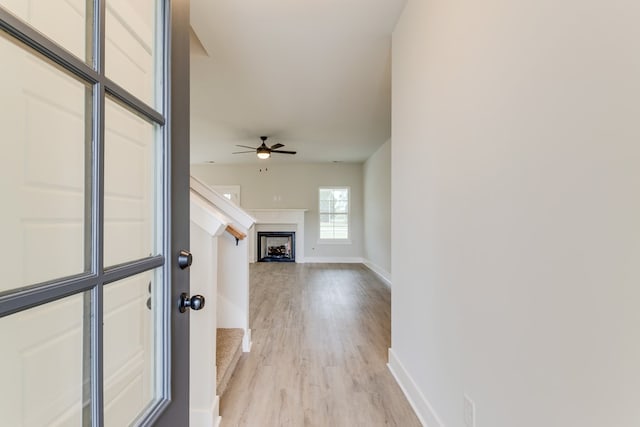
[247,209,307,263]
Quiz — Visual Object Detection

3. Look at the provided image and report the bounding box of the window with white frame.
[319,187,350,240]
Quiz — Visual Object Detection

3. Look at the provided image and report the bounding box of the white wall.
[189,222,220,427]
[391,1,640,426]
[363,140,391,284]
[217,231,250,332]
[191,163,364,261]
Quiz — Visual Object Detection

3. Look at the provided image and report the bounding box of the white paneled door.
[0,0,191,426]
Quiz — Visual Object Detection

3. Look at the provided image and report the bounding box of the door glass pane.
[0,0,88,61]
[104,269,160,426]
[104,97,158,267]
[0,292,87,426]
[105,0,157,106]
[0,32,89,292]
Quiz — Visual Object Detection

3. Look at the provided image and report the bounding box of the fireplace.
[257,232,295,262]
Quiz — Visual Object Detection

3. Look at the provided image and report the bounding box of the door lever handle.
[179,293,205,313]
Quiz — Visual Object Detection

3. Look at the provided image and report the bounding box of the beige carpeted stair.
[216,328,244,396]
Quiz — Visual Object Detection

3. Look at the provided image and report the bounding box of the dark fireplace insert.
[257,231,295,262]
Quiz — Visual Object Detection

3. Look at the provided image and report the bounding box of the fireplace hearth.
[257,232,295,262]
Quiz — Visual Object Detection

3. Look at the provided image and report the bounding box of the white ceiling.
[189,0,407,165]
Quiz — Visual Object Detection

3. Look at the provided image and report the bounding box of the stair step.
[216,328,244,396]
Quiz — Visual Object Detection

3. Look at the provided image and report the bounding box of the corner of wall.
[363,259,392,287]
[387,348,443,427]
[189,394,221,427]
[362,140,392,278]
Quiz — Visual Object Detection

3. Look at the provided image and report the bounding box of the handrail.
[225,224,246,245]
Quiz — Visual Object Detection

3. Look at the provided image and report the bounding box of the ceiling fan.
[233,136,296,159]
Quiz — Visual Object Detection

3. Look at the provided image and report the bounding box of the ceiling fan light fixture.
[234,136,294,159]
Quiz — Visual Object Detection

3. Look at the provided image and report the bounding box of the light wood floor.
[219,263,421,427]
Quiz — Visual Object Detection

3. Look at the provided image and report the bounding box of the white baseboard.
[363,260,392,287]
[302,257,365,263]
[190,395,221,427]
[243,328,252,352]
[387,348,444,427]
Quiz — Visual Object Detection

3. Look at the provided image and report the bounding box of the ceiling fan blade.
[236,144,257,150]
[269,143,284,150]
[232,150,255,154]
[271,150,297,155]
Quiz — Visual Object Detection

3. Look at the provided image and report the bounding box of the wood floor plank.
[219,263,421,427]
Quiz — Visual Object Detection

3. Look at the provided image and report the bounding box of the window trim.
[318,186,351,244]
